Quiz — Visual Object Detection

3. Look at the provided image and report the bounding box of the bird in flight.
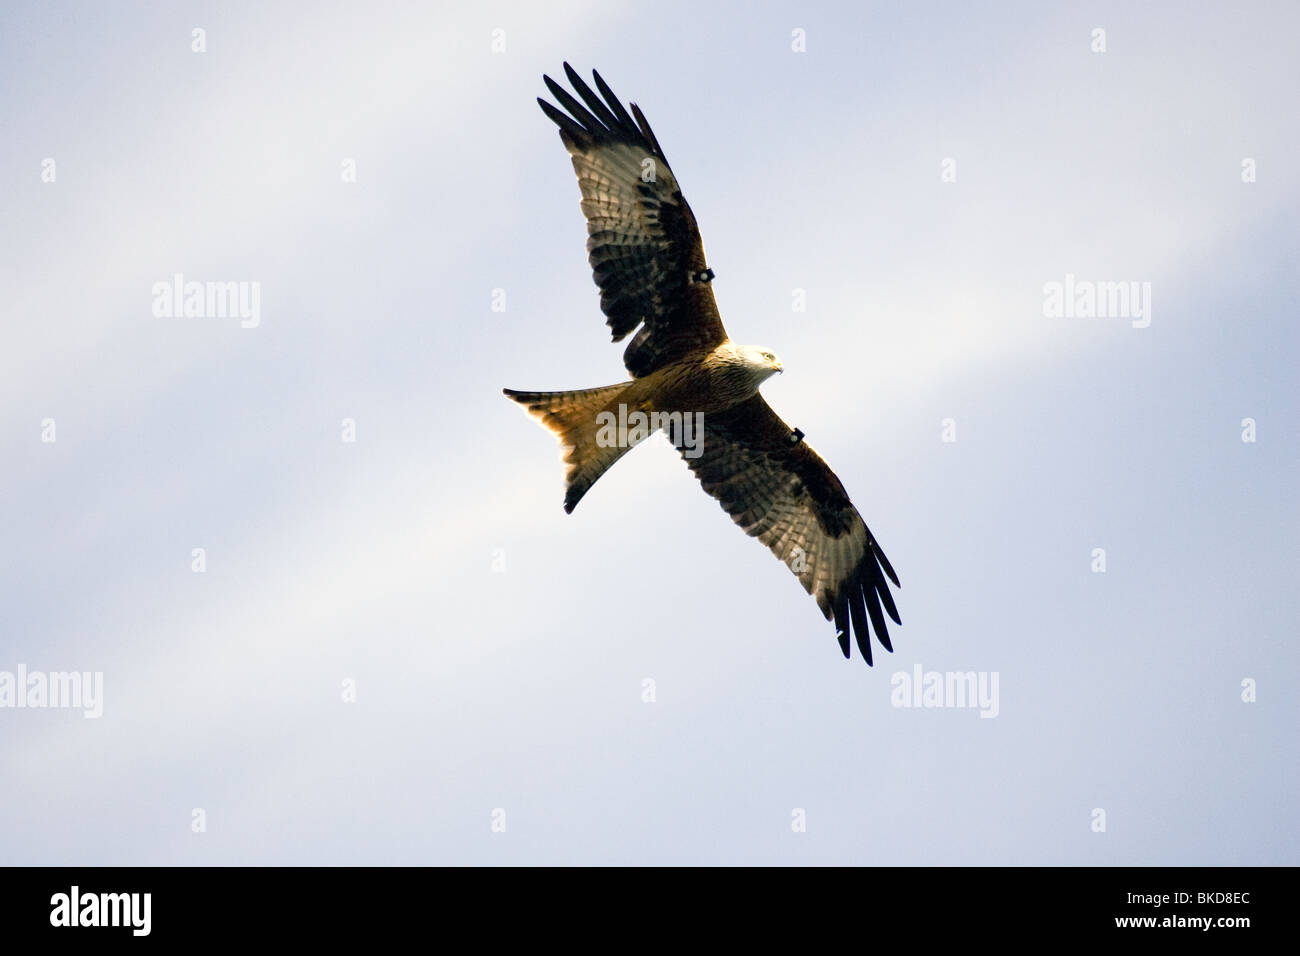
[504,64,901,664]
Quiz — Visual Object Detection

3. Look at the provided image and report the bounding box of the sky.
[1,0,1296,865]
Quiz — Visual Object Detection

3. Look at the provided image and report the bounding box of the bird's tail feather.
[503,382,646,512]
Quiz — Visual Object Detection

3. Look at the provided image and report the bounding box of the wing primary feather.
[871,534,900,588]
[629,103,667,162]
[876,570,901,625]
[591,70,641,141]
[849,584,873,666]
[875,622,894,654]
[537,97,592,146]
[832,596,850,658]
[563,63,622,131]
[543,74,608,138]
[863,574,890,655]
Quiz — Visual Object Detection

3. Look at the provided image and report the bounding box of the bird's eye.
[762,352,773,361]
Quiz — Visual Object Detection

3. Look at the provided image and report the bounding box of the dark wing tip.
[543,73,608,138]
[832,597,851,658]
[590,69,640,137]
[849,585,873,666]
[628,102,665,160]
[875,540,900,588]
[563,63,622,132]
[826,550,901,665]
[537,97,591,148]
[541,66,668,169]
[878,577,902,626]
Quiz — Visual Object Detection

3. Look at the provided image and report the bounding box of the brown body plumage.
[641,342,785,413]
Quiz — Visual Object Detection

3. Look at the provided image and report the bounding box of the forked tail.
[503,382,645,512]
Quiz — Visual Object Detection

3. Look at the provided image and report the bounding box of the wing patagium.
[537,63,728,377]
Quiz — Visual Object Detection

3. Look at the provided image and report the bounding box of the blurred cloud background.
[1,0,1296,864]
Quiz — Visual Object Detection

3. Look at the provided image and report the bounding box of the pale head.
[706,342,785,404]
[736,343,783,380]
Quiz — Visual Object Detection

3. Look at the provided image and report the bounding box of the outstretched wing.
[538,63,728,378]
[682,395,901,664]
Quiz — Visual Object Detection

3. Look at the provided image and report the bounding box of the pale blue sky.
[1,0,1296,864]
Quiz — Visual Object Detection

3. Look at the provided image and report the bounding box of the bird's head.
[739,344,783,380]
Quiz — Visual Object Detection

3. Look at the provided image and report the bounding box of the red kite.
[505,65,901,664]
